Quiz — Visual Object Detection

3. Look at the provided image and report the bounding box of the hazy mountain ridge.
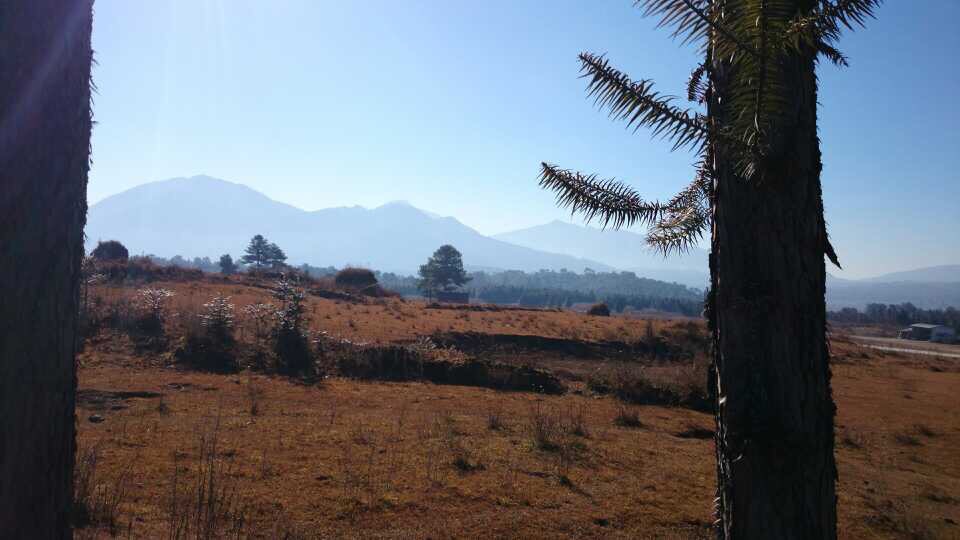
[493,220,710,288]
[85,176,613,275]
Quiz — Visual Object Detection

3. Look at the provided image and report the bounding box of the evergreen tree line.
[829,303,960,332]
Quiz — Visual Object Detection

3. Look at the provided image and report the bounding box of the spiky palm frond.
[647,163,711,254]
[638,0,758,59]
[539,163,668,230]
[687,63,709,103]
[539,160,711,254]
[578,53,709,152]
[646,199,710,254]
[783,0,881,66]
[811,0,883,41]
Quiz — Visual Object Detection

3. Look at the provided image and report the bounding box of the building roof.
[910,323,944,329]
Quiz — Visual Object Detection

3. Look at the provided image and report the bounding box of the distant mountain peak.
[379,199,415,208]
[85,176,611,275]
[377,200,444,219]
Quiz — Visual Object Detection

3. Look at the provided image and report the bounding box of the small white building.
[898,323,957,343]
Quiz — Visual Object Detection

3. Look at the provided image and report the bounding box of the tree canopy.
[418,245,471,296]
[91,239,129,262]
[218,254,237,275]
[240,235,287,269]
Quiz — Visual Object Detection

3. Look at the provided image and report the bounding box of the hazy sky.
[89,1,959,279]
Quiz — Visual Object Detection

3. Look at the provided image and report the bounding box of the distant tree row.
[377,266,704,316]
[92,235,289,275]
[829,303,960,332]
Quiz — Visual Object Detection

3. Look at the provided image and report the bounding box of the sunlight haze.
[88,0,959,279]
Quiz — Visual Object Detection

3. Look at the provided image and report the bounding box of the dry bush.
[240,301,275,370]
[838,427,865,449]
[165,418,247,539]
[528,402,561,451]
[157,393,171,416]
[135,286,175,341]
[587,362,710,412]
[613,403,643,428]
[586,302,611,317]
[487,406,506,431]
[272,277,315,375]
[566,404,590,438]
[334,267,377,289]
[246,376,265,416]
[174,294,239,373]
[893,432,922,447]
[93,257,204,284]
[73,442,131,535]
[660,320,710,353]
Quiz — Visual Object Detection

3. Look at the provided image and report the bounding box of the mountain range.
[85,176,960,308]
[84,175,612,276]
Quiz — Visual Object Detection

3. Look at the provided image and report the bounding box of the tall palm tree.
[0,0,94,536]
[539,1,880,537]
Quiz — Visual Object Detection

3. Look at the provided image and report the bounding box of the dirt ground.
[73,280,960,538]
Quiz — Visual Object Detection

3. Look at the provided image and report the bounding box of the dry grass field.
[73,277,960,539]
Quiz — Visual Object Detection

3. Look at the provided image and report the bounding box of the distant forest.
[147,255,704,316]
[829,303,960,332]
[377,269,704,316]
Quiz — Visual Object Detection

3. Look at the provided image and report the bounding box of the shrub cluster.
[271,276,314,375]
[334,267,378,290]
[176,294,239,372]
[587,363,709,412]
[587,302,611,316]
[91,240,129,262]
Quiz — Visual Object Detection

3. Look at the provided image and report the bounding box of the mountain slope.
[85,176,612,274]
[493,220,709,287]
[860,265,960,283]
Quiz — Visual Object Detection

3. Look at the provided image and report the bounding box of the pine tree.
[267,242,287,269]
[241,235,272,269]
[218,254,238,275]
[418,245,471,297]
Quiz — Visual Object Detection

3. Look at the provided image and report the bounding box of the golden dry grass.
[74,280,960,538]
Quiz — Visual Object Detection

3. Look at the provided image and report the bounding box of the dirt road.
[849,335,960,359]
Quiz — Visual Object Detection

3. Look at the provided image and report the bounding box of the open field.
[73,278,960,538]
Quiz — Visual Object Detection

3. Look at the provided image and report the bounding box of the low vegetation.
[71,275,960,538]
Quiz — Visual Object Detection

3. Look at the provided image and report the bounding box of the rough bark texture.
[709,27,838,540]
[0,1,94,537]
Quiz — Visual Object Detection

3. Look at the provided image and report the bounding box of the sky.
[88,1,959,279]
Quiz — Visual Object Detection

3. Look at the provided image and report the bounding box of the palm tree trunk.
[710,43,838,538]
[0,1,94,537]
